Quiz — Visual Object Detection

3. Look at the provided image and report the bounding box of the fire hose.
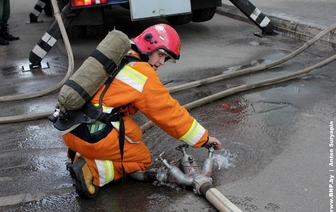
[0,2,334,211]
[154,144,243,212]
[0,20,335,124]
[0,0,74,102]
[0,0,336,123]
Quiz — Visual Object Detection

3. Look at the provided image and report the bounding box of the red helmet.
[131,23,181,62]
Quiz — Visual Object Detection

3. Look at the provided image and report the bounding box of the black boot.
[0,36,9,45]
[67,158,99,199]
[0,27,19,41]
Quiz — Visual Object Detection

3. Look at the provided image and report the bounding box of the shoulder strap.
[82,55,139,181]
[90,49,118,77]
[80,55,138,122]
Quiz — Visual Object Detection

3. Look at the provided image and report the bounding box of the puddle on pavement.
[163,85,300,185]
[0,120,62,151]
[143,52,332,186]
[0,56,66,78]
[223,52,288,74]
[0,95,57,118]
[0,150,70,195]
[0,55,67,99]
[1,41,334,211]
[0,119,70,197]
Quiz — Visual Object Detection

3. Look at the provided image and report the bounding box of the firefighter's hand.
[204,136,221,150]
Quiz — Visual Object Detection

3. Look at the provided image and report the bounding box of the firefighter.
[62,23,222,198]
[0,0,19,45]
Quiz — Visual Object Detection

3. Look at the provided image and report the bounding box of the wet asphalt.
[0,0,336,211]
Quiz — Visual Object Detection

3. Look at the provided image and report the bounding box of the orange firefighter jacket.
[62,50,209,186]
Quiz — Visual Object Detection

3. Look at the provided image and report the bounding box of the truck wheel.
[67,26,84,38]
[192,7,216,22]
[86,25,104,37]
[166,14,192,25]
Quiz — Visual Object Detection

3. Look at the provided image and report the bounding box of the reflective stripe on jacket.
[91,55,208,148]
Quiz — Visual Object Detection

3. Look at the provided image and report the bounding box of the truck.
[28,0,222,67]
[46,0,222,25]
[42,0,222,25]
[29,0,274,68]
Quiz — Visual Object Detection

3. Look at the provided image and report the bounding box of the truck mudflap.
[29,3,81,67]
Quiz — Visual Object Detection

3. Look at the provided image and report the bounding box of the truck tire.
[166,14,192,25]
[192,7,216,22]
[86,25,104,37]
[67,26,84,38]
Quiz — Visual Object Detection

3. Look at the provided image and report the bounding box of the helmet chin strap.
[140,53,149,62]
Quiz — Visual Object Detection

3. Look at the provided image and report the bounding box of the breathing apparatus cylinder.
[57,30,131,113]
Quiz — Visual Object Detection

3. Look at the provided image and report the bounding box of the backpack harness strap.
[55,54,139,181]
[91,49,119,78]
[80,77,127,181]
[80,77,121,124]
[80,54,139,124]
[64,80,92,103]
[80,55,139,181]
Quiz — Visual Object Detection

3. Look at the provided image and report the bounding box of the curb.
[216,4,336,47]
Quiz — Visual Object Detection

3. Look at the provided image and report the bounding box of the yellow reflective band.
[179,119,206,146]
[103,160,114,184]
[112,121,120,128]
[95,159,114,187]
[89,125,96,134]
[180,119,199,142]
[116,65,147,92]
[122,65,147,84]
[93,104,113,113]
[88,123,106,134]
[98,124,105,131]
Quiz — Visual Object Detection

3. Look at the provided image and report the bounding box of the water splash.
[213,149,237,170]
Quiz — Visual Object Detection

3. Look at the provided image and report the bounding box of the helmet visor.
[158,49,176,63]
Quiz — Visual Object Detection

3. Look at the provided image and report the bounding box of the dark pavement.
[0,0,335,211]
[219,0,336,46]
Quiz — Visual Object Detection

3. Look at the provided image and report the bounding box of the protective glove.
[202,136,222,150]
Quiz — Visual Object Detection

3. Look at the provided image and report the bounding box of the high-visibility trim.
[260,16,271,27]
[250,8,261,21]
[95,159,114,187]
[30,0,46,19]
[37,1,46,7]
[32,45,47,59]
[93,103,114,114]
[91,104,139,143]
[32,9,41,17]
[116,65,147,92]
[88,123,106,134]
[179,119,206,146]
[250,7,270,27]
[41,33,57,47]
